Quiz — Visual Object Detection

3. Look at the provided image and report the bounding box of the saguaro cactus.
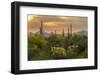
[40,20,43,35]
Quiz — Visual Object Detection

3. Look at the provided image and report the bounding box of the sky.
[28,15,88,34]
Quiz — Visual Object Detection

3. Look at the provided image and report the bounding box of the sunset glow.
[28,15,87,34]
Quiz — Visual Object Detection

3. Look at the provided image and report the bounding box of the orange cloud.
[28,15,88,34]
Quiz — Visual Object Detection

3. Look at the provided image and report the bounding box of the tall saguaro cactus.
[40,20,43,35]
[67,24,73,38]
[62,29,65,37]
[70,24,72,36]
[68,26,69,37]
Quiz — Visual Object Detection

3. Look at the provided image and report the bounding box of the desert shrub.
[28,44,39,60]
[51,47,66,59]
[28,35,52,60]
[28,35,48,48]
[31,51,52,60]
[28,33,88,60]
[77,49,88,58]
[65,45,80,59]
[65,44,87,59]
[47,34,65,47]
[64,34,87,53]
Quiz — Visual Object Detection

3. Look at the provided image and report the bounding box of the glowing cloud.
[28,15,87,34]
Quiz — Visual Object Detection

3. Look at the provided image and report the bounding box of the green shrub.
[77,50,88,58]
[51,47,66,59]
[28,34,88,60]
[28,44,39,60]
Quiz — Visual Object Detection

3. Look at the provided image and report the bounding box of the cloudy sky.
[28,15,88,34]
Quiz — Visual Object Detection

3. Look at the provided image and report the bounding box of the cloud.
[28,15,88,33]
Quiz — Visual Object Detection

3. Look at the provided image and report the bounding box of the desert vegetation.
[28,33,88,61]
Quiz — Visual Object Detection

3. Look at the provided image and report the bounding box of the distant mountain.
[29,31,87,37]
[76,31,87,36]
[31,31,51,37]
[28,32,34,36]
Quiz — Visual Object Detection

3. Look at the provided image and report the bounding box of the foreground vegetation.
[28,34,88,61]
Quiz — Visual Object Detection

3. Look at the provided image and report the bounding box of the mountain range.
[28,30,87,37]
[76,31,87,36]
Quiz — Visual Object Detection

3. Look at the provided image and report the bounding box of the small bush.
[51,47,66,59]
